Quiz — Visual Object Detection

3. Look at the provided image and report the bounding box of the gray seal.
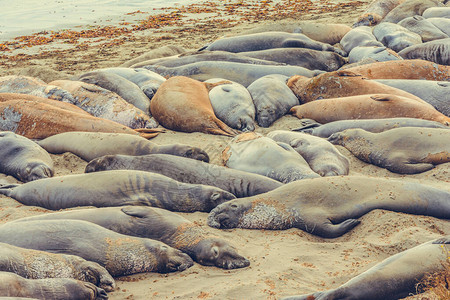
[398,15,448,42]
[36,131,209,162]
[382,0,444,23]
[85,154,282,198]
[267,130,349,176]
[0,131,53,182]
[328,127,450,174]
[0,219,194,276]
[282,236,450,300]
[372,22,422,52]
[422,6,450,18]
[427,17,450,36]
[247,74,299,127]
[0,242,115,292]
[340,26,384,53]
[398,38,450,65]
[0,170,236,212]
[14,206,250,270]
[222,132,319,183]
[348,46,402,63]
[207,176,450,238]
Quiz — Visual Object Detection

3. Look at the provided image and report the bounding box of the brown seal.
[289,94,450,125]
[353,0,406,27]
[150,76,238,136]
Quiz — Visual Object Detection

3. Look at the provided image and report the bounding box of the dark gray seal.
[0,131,53,182]
[207,176,450,238]
[222,132,320,183]
[14,206,250,270]
[0,170,235,212]
[340,26,384,53]
[0,242,115,292]
[398,15,448,42]
[382,0,444,23]
[0,272,107,300]
[282,236,450,300]
[85,154,282,198]
[292,117,449,138]
[0,219,194,276]
[372,22,422,52]
[398,38,450,65]
[247,74,299,127]
[203,32,346,56]
[266,130,349,176]
[328,127,450,174]
[36,131,209,162]
[348,46,402,63]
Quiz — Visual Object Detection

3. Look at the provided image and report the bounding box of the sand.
[0,0,449,299]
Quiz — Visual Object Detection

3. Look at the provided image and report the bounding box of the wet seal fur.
[207,176,450,238]
[15,206,250,270]
[328,127,450,174]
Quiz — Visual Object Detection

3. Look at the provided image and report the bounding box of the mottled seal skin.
[267,130,349,177]
[247,75,299,127]
[15,206,250,270]
[203,32,346,56]
[398,38,450,65]
[292,117,449,138]
[239,48,347,72]
[205,79,256,132]
[0,272,107,300]
[36,131,209,162]
[382,0,444,23]
[207,176,450,237]
[289,94,450,125]
[0,131,53,182]
[340,26,384,54]
[0,170,235,212]
[348,46,402,63]
[398,15,448,42]
[0,242,115,292]
[423,6,450,18]
[0,219,194,276]
[353,0,406,27]
[372,22,422,52]
[328,127,450,174]
[282,237,450,300]
[428,17,450,36]
[374,79,450,116]
[85,154,283,198]
[222,132,319,183]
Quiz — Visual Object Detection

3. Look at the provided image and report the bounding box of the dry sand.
[0,0,449,299]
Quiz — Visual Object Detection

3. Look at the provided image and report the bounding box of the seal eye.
[231,204,238,209]
[211,246,219,258]
[211,192,221,201]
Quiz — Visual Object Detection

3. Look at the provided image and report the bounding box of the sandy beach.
[0,0,449,299]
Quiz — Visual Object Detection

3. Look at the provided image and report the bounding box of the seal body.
[15,206,250,270]
[0,131,53,182]
[428,17,450,36]
[340,26,383,53]
[398,38,450,65]
[382,0,444,23]
[84,154,283,198]
[328,127,450,174]
[422,6,450,18]
[353,0,406,27]
[0,170,235,212]
[222,132,319,183]
[121,44,186,68]
[348,46,402,63]
[398,15,448,42]
[267,130,349,176]
[0,219,194,276]
[207,176,450,237]
[372,22,422,52]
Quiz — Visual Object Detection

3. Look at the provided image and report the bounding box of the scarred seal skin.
[15,206,250,270]
[328,127,450,174]
[282,236,450,300]
[207,176,450,238]
[0,219,194,276]
[398,38,450,66]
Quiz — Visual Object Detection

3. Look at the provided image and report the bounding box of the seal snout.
[185,148,210,163]
[25,164,54,182]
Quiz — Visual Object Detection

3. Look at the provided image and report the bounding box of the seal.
[120,44,187,68]
[340,26,384,54]
[205,78,256,132]
[328,127,450,174]
[287,70,429,105]
[266,130,350,176]
[348,46,402,64]
[14,206,251,270]
[0,170,236,212]
[49,80,159,129]
[427,17,450,36]
[203,32,346,56]
[372,22,422,52]
[0,99,159,139]
[36,131,209,162]
[282,236,450,300]
[289,94,450,125]
[0,271,107,300]
[353,0,406,27]
[292,117,449,138]
[0,131,53,182]
[398,38,450,65]
[84,154,283,198]
[222,132,320,183]
[0,219,194,276]
[247,74,299,127]
[422,6,450,18]
[0,242,115,292]
[207,176,450,237]
[341,59,450,81]
[398,15,448,42]
[150,76,238,136]
[374,79,450,116]
[383,0,444,23]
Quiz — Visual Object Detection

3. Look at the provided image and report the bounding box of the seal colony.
[0,0,449,298]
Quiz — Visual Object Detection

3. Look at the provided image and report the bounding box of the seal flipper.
[432,237,450,244]
[121,206,149,218]
[304,218,361,238]
[386,155,435,174]
[0,183,20,197]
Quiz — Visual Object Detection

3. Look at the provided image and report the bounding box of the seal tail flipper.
[307,218,361,238]
[0,183,20,197]
[134,128,165,139]
[386,162,434,174]
[292,123,321,132]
